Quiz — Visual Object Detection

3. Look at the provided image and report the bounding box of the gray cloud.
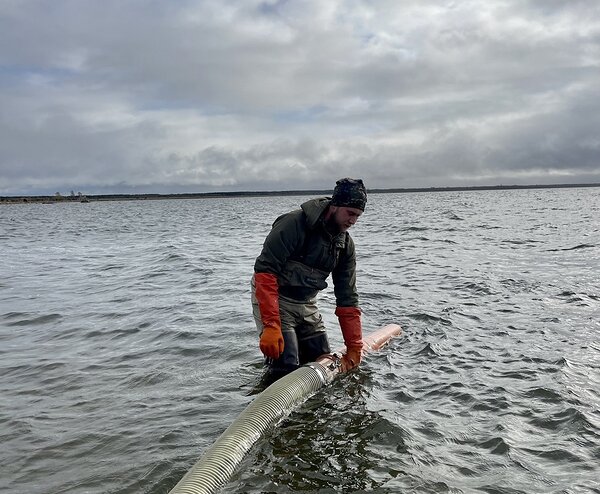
[1,0,599,195]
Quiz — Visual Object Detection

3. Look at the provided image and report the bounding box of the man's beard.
[325,211,344,234]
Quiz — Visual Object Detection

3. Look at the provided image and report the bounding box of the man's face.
[329,206,363,233]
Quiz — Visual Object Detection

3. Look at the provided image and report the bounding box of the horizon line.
[1,182,599,202]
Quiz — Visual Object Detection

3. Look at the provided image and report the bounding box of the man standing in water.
[251,178,367,379]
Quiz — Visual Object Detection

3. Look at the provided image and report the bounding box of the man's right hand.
[259,325,284,359]
[340,346,362,372]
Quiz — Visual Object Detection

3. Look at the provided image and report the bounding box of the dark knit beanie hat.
[331,178,367,211]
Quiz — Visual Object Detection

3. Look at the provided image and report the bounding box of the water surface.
[1,188,599,493]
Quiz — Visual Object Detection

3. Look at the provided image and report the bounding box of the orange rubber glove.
[255,272,284,359]
[259,326,285,359]
[336,306,363,371]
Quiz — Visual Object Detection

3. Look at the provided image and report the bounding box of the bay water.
[1,188,599,493]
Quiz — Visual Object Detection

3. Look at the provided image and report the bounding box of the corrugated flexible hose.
[168,324,401,494]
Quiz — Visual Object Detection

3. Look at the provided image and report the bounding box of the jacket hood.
[300,197,330,229]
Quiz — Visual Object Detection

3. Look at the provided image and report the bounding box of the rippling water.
[1,188,599,494]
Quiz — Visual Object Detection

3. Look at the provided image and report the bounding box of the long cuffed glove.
[336,306,363,371]
[254,272,284,359]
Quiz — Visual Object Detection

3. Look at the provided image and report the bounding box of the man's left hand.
[340,346,362,372]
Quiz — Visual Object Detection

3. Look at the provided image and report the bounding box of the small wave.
[476,223,502,229]
[125,371,170,387]
[521,446,588,464]
[540,316,560,323]
[188,265,214,275]
[477,436,510,455]
[471,395,511,413]
[495,369,539,381]
[161,252,186,262]
[407,312,452,325]
[522,387,563,402]
[403,226,429,232]
[557,290,576,297]
[0,417,32,442]
[388,389,416,403]
[528,407,595,433]
[501,239,532,245]
[140,270,169,280]
[101,263,126,271]
[3,312,62,326]
[108,327,141,339]
[555,290,592,305]
[416,342,439,356]
[444,211,464,220]
[455,311,482,321]
[453,281,494,296]
[547,243,596,252]
[500,278,539,293]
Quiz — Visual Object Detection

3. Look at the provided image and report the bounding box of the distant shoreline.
[1,182,599,204]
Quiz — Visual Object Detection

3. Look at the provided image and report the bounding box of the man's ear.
[325,205,337,220]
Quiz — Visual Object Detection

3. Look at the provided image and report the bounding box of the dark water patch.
[500,278,540,293]
[480,486,528,494]
[540,316,560,323]
[522,387,563,402]
[493,368,540,381]
[529,407,595,433]
[547,243,596,252]
[553,356,570,367]
[521,446,588,465]
[388,389,416,403]
[495,307,517,315]
[453,281,494,296]
[242,401,396,493]
[477,436,511,455]
[407,312,453,326]
[471,395,512,413]
[413,421,445,442]
[476,223,502,229]
[421,381,471,401]
[555,290,595,305]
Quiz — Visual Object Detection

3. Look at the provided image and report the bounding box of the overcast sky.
[1,0,599,195]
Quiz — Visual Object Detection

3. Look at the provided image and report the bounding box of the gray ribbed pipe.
[168,324,402,494]
[169,358,339,494]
